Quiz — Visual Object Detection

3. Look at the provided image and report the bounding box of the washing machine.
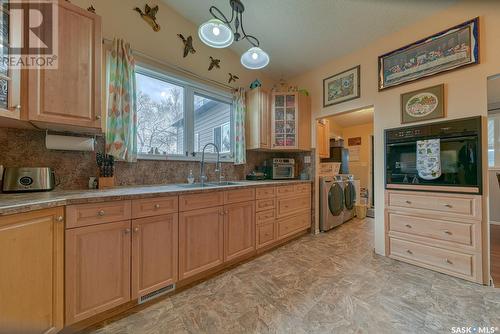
[339,175,357,222]
[320,176,344,231]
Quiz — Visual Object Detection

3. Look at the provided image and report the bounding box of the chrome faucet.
[200,143,222,186]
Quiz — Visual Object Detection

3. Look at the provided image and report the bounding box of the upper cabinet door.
[0,1,21,120]
[272,93,298,149]
[246,88,270,150]
[27,1,102,129]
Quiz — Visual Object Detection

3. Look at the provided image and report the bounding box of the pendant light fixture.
[198,0,270,70]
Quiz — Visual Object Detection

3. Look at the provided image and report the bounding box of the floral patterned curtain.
[105,39,137,162]
[233,88,246,165]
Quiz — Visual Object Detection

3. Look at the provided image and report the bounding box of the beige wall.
[70,0,273,90]
[340,123,373,194]
[291,1,500,255]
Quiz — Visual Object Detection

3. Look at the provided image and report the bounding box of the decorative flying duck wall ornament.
[87,5,96,13]
[208,56,221,71]
[134,4,160,32]
[228,73,239,84]
[178,34,196,58]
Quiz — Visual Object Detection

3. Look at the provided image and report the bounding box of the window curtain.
[233,88,246,165]
[105,38,137,162]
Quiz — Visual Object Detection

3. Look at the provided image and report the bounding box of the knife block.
[98,176,115,189]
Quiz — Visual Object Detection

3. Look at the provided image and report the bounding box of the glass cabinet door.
[272,93,297,149]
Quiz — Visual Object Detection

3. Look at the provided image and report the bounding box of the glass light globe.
[198,19,233,48]
[241,47,270,69]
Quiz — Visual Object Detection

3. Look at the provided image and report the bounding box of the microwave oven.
[266,158,295,179]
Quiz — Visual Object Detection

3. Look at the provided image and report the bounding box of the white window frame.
[135,64,234,162]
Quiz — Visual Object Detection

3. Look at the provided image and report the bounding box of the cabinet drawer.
[276,185,295,198]
[256,198,275,212]
[256,186,275,199]
[66,201,131,229]
[388,213,476,247]
[256,209,275,224]
[389,238,475,279]
[256,222,276,249]
[224,188,255,204]
[277,212,310,239]
[387,191,481,220]
[276,195,311,218]
[179,192,224,211]
[294,183,311,195]
[132,196,178,219]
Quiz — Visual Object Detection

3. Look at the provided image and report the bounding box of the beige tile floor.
[87,218,500,334]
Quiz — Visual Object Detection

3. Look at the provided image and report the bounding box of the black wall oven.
[385,117,482,194]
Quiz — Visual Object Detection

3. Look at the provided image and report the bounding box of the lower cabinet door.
[179,207,224,280]
[0,208,64,334]
[65,220,131,324]
[132,214,178,299]
[224,201,256,262]
[256,221,276,249]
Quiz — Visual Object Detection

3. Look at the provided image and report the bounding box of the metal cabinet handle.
[219,211,224,216]
[445,258,453,265]
[405,200,412,205]
[405,224,412,228]
[98,210,105,216]
[124,228,131,234]
[444,230,452,235]
[96,115,101,120]
[154,204,161,209]
[444,204,453,208]
[133,227,139,233]
[225,210,229,214]
[55,216,64,223]
[406,249,413,255]
[11,104,21,111]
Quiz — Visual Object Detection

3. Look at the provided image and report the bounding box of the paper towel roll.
[45,134,95,152]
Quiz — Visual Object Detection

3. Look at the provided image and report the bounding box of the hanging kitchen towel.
[416,139,442,180]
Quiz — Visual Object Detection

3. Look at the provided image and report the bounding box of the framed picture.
[323,65,360,107]
[401,84,445,124]
[378,17,479,91]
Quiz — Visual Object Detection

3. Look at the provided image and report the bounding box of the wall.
[340,123,373,193]
[291,1,500,255]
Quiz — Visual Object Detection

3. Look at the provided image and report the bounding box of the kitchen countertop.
[0,180,312,216]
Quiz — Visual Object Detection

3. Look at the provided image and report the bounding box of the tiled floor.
[88,218,500,334]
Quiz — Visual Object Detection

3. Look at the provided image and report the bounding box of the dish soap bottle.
[187,170,195,184]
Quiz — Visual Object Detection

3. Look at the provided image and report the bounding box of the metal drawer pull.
[219,211,224,216]
[133,227,139,233]
[124,228,131,234]
[444,204,453,208]
[406,249,413,255]
[405,200,412,204]
[154,204,161,209]
[444,230,452,235]
[445,258,453,265]
[98,210,105,216]
[405,224,412,228]
[55,216,64,223]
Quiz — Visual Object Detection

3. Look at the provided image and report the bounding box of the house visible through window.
[135,66,233,160]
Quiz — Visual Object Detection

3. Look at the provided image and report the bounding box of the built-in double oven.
[385,116,482,194]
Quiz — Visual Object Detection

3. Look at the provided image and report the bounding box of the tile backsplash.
[0,128,312,190]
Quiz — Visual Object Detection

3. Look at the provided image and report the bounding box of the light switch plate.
[304,156,311,164]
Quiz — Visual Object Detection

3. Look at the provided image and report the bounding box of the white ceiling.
[162,0,457,79]
[326,108,373,128]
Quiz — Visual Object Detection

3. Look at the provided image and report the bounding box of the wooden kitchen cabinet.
[132,214,178,299]
[179,206,224,280]
[271,92,311,150]
[246,87,270,150]
[317,119,330,158]
[26,0,102,130]
[0,208,64,334]
[224,201,255,262]
[65,220,131,324]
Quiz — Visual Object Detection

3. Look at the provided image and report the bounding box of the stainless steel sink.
[176,181,241,189]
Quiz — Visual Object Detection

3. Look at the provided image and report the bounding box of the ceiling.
[326,108,374,128]
[162,0,457,79]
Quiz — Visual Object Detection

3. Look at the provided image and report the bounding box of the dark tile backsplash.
[0,128,312,190]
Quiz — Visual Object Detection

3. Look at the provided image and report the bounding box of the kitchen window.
[135,66,233,161]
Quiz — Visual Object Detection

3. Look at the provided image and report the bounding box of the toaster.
[2,167,55,193]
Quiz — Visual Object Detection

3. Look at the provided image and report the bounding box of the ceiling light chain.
[198,0,269,70]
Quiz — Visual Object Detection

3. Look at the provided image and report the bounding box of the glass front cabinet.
[0,1,21,120]
[271,92,311,150]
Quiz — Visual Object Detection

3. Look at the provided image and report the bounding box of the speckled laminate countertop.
[0,180,312,216]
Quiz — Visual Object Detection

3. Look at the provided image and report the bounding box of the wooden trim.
[386,183,479,194]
